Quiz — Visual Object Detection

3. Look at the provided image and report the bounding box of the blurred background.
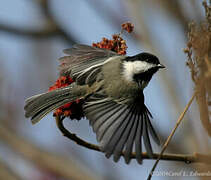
[0,0,210,180]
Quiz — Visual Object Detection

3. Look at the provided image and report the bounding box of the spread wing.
[59,44,120,86]
[83,92,160,164]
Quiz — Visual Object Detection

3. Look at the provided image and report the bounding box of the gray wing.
[83,92,160,164]
[59,44,119,86]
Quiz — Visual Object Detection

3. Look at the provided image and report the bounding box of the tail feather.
[25,87,71,113]
[30,99,71,124]
[25,88,70,117]
[24,85,77,124]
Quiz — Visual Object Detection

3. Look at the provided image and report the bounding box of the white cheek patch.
[123,61,155,81]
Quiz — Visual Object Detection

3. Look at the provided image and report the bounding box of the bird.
[24,44,165,164]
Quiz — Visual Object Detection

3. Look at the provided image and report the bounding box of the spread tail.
[24,85,76,124]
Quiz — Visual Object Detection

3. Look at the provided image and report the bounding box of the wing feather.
[135,114,143,164]
[93,104,122,133]
[83,93,160,164]
[146,116,160,145]
[86,103,121,130]
[124,111,139,164]
[103,105,134,158]
[59,44,119,86]
[97,105,127,142]
[143,113,153,157]
[113,108,136,162]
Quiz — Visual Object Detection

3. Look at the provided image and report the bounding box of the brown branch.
[55,112,210,164]
[147,92,196,180]
[56,116,100,151]
[0,123,101,180]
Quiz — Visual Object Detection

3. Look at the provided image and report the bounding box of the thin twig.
[147,92,196,180]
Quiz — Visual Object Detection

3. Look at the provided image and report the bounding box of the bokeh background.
[0,0,210,180]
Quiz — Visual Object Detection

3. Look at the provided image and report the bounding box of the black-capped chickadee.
[24,44,165,164]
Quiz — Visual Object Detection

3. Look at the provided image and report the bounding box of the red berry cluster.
[121,22,134,33]
[92,35,127,55]
[49,76,73,91]
[92,22,134,55]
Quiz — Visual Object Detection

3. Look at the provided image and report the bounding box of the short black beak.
[157,64,165,69]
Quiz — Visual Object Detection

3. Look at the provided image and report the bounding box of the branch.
[0,123,101,180]
[55,112,210,164]
[147,92,196,180]
[0,0,76,45]
[0,159,22,180]
[0,23,60,38]
[38,0,76,44]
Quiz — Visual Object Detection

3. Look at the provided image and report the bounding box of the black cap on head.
[125,52,160,65]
